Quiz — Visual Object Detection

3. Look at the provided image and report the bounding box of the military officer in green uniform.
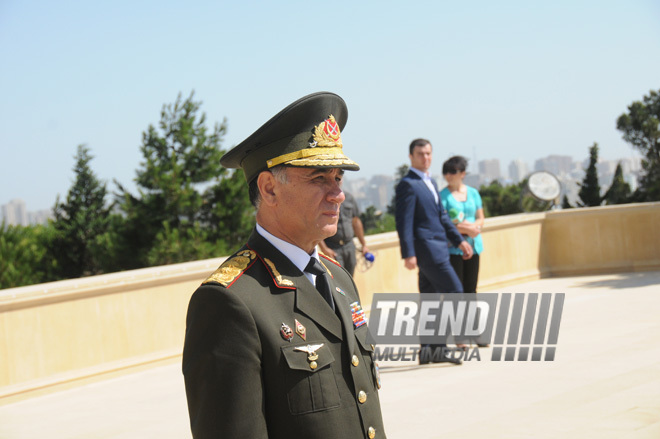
[182,92,386,438]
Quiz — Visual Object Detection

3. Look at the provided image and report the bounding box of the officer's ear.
[257,170,277,207]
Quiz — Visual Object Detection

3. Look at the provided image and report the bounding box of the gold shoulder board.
[203,250,256,287]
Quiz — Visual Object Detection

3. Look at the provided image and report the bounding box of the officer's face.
[273,167,346,250]
[410,143,433,173]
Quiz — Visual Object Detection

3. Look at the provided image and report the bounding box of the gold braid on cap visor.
[266,147,354,168]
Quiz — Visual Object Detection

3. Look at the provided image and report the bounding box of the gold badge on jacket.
[295,319,306,341]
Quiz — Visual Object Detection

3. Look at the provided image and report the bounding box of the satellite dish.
[521,171,562,212]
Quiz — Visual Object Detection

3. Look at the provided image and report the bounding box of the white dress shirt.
[409,167,439,205]
[256,223,319,285]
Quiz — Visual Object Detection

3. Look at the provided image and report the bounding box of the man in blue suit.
[395,138,473,364]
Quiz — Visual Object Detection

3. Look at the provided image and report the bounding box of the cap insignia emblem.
[312,115,343,148]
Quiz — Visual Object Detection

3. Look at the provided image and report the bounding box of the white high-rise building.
[1,199,29,226]
[508,159,529,183]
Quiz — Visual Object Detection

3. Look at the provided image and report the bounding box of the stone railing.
[1,202,658,403]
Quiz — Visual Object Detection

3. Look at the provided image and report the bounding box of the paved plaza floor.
[1,271,659,438]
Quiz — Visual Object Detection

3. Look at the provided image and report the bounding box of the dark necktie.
[305,258,335,311]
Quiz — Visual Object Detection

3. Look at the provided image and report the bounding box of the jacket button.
[351,355,360,366]
[368,426,376,438]
[358,390,367,403]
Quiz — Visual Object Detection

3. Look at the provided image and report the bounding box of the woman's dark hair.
[442,155,468,175]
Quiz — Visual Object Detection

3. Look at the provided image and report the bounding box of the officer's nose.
[328,180,345,205]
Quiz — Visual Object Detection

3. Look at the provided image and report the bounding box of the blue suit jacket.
[395,170,464,264]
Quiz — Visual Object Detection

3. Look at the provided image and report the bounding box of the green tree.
[0,222,57,289]
[117,91,228,267]
[561,194,573,209]
[616,89,660,201]
[387,164,409,216]
[577,142,602,207]
[479,180,523,217]
[360,206,396,235]
[146,222,217,266]
[201,168,255,254]
[603,162,632,205]
[49,145,111,279]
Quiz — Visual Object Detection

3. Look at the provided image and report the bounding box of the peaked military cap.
[220,92,360,183]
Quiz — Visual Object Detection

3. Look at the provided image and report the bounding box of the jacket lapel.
[330,277,357,354]
[247,230,343,340]
[409,171,439,212]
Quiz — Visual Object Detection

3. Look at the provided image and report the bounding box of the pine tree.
[561,194,573,209]
[577,142,603,207]
[617,89,660,201]
[116,91,228,268]
[201,168,255,254]
[603,162,632,205]
[50,145,110,279]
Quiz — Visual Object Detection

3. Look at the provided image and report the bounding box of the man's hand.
[458,241,473,260]
[361,245,370,256]
[404,256,417,270]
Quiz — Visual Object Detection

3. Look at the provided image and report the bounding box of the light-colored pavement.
[1,271,659,438]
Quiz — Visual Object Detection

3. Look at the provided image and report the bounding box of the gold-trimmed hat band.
[267,147,346,168]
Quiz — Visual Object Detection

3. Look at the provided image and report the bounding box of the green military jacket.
[182,230,386,438]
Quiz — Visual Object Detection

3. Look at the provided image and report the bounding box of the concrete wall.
[1,202,659,403]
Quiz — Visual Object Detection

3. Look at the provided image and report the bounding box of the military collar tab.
[261,256,296,289]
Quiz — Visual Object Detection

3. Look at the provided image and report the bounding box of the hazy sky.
[1,0,659,211]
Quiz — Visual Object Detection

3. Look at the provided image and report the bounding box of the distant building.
[478,159,501,183]
[366,175,394,212]
[619,157,641,175]
[464,173,484,189]
[1,199,53,226]
[508,159,529,183]
[343,175,394,212]
[1,199,29,226]
[29,209,53,225]
[534,155,574,176]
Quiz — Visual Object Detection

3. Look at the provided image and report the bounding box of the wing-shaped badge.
[294,343,325,370]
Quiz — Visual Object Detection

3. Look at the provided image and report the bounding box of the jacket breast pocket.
[281,344,340,415]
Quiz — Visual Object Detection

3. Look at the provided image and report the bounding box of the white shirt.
[409,167,439,204]
[256,223,319,285]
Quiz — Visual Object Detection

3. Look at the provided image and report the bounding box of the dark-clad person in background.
[394,138,473,365]
[318,190,370,276]
[182,92,386,439]
[440,156,485,294]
